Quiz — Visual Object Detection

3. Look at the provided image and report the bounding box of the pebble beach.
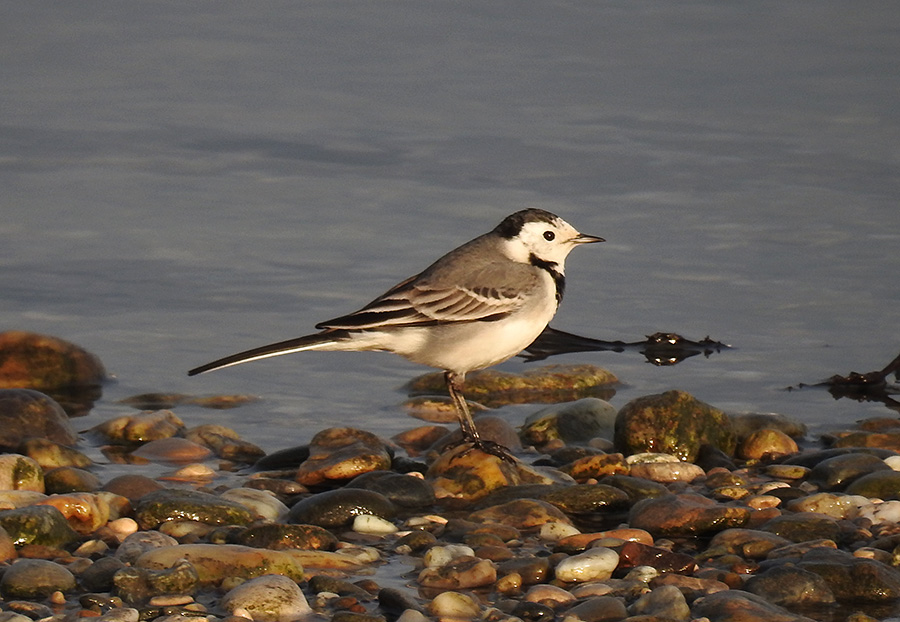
[3,331,900,622]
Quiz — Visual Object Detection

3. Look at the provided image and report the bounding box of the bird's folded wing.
[316,263,539,330]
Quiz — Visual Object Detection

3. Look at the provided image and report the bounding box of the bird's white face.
[503,216,597,270]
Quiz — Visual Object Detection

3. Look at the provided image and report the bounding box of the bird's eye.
[543,230,555,241]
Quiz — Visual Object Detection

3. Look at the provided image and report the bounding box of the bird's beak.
[572,233,605,244]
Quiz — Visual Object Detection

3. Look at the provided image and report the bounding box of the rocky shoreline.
[3,332,900,622]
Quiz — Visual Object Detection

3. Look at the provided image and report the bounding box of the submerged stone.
[0,332,105,415]
[407,364,618,407]
[0,390,78,450]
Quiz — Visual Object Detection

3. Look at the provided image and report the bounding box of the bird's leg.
[444,370,480,442]
[444,370,516,462]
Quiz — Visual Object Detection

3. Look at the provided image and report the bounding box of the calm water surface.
[2,2,899,456]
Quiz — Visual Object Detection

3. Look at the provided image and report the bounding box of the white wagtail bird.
[189,208,603,456]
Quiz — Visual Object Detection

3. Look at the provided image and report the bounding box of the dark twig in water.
[522,326,731,366]
[788,349,900,412]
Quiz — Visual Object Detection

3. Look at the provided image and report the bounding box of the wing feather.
[316,261,541,330]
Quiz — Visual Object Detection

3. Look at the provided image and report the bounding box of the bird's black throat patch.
[529,253,565,304]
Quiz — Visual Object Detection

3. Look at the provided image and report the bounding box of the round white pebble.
[429,591,480,618]
[540,521,581,541]
[352,514,398,535]
[554,547,619,583]
[423,544,475,567]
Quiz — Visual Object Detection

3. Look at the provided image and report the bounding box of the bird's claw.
[448,436,517,463]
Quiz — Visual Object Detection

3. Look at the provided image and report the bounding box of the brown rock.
[628,493,750,537]
[470,499,571,529]
[295,428,391,486]
[0,389,78,450]
[427,444,556,502]
[738,429,799,460]
[0,332,105,416]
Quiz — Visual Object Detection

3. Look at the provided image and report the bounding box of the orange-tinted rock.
[0,332,105,416]
[294,427,391,487]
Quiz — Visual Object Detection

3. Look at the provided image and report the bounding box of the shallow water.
[2,2,899,455]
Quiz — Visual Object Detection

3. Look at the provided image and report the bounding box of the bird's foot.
[448,436,517,463]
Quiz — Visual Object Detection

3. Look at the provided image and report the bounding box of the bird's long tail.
[187,330,346,376]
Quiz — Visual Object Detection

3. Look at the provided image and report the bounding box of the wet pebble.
[220,574,311,622]
[220,487,289,521]
[629,493,750,537]
[42,466,101,493]
[0,504,78,547]
[417,556,497,589]
[237,522,338,550]
[561,595,627,622]
[629,583,690,619]
[553,547,619,583]
[471,498,572,529]
[0,454,44,493]
[541,483,629,514]
[759,511,842,543]
[844,469,900,499]
[91,410,185,444]
[428,591,480,619]
[807,451,891,490]
[295,427,392,486]
[519,398,617,448]
[346,471,435,508]
[288,488,396,528]
[737,428,799,460]
[134,488,254,529]
[0,558,76,599]
[135,543,305,584]
[614,389,736,461]
[692,589,817,622]
[130,437,213,463]
[0,389,80,448]
[743,564,835,606]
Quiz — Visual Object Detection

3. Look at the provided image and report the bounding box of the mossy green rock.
[136,543,304,584]
[0,505,79,547]
[0,454,45,492]
[407,364,618,407]
[614,390,736,461]
[134,488,254,529]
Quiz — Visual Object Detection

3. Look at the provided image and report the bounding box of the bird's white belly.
[378,309,554,373]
